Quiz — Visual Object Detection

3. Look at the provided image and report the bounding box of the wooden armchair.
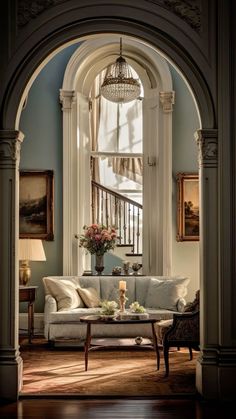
[162,310,199,376]
[156,290,200,376]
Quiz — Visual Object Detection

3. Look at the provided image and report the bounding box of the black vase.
[95,254,104,274]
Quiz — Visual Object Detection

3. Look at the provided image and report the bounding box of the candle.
[119,280,126,290]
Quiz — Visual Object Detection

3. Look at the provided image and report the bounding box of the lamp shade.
[19,239,46,261]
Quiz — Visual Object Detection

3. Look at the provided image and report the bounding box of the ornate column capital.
[159,91,175,112]
[195,129,218,168]
[0,130,24,167]
[60,89,76,110]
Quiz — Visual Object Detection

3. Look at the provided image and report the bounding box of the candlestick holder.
[119,289,126,312]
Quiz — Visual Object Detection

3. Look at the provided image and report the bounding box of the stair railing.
[91,180,143,255]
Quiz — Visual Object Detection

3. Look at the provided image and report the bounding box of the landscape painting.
[176,173,199,241]
[19,170,54,240]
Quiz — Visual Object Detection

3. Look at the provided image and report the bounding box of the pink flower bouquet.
[75,223,118,256]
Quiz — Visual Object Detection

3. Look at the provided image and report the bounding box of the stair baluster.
[91,181,142,255]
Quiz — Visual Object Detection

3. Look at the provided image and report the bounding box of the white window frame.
[60,37,174,276]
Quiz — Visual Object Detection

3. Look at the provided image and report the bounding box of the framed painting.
[19,170,54,240]
[176,173,199,241]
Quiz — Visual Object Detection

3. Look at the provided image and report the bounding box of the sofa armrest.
[44,295,57,340]
[44,295,57,320]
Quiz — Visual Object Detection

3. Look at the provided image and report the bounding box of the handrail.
[92,181,142,209]
[91,180,143,255]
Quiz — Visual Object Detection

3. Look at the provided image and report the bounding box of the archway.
[59,36,176,278]
[0,16,216,401]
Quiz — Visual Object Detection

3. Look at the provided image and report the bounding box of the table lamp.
[19,239,46,286]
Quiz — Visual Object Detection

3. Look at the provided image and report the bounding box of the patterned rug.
[19,337,198,396]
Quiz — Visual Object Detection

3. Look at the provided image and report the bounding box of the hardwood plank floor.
[0,398,235,419]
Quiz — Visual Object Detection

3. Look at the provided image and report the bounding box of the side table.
[19,286,38,343]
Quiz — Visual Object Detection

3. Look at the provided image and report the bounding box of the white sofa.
[42,275,189,343]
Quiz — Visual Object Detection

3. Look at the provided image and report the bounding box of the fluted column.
[0,130,24,400]
[195,129,220,398]
[60,89,77,275]
[159,91,175,275]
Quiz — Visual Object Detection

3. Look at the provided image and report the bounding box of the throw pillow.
[77,286,100,308]
[42,277,84,311]
[145,277,189,311]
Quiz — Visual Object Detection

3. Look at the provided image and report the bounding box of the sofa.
[42,275,190,344]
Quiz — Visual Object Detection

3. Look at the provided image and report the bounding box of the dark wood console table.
[19,286,38,343]
[80,315,159,371]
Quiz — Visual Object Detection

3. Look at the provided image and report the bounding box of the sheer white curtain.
[96,92,143,189]
[90,74,101,181]
[97,96,142,153]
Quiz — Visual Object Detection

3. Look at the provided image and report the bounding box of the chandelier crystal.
[101,38,141,103]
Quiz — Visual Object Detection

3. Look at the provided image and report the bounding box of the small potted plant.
[100,300,118,319]
[129,301,146,313]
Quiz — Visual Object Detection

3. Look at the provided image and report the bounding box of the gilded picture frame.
[19,170,54,240]
[176,173,199,241]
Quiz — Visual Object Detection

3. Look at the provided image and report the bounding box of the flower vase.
[95,254,104,275]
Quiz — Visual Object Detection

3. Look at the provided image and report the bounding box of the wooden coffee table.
[80,315,160,371]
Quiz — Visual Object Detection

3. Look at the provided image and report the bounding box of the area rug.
[19,337,198,396]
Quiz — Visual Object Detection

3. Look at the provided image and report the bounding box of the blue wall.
[171,68,199,173]
[170,67,200,300]
[19,45,199,312]
[19,44,79,312]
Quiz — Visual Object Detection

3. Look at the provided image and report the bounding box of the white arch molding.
[60,36,175,276]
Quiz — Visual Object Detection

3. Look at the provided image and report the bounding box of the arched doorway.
[0,10,217,400]
[60,36,176,277]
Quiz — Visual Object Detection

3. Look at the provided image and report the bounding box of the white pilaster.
[159,91,175,275]
[60,90,77,275]
[76,92,91,273]
[142,92,159,275]
[0,130,24,400]
[142,90,174,276]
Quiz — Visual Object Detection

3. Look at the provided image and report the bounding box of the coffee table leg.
[84,323,91,371]
[151,322,160,370]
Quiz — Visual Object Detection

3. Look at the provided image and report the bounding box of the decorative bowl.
[112,266,122,275]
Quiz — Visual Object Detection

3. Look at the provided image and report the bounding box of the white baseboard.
[19,313,44,335]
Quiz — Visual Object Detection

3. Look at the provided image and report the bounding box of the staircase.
[91,180,142,264]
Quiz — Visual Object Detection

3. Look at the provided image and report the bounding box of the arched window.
[90,69,143,260]
[60,37,174,276]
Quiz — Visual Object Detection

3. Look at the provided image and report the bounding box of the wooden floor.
[0,398,235,418]
[19,338,198,396]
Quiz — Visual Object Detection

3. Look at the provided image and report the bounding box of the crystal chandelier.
[101,38,141,103]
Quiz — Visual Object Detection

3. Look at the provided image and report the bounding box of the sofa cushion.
[77,287,100,308]
[42,277,84,311]
[45,307,177,324]
[155,319,173,344]
[78,276,101,296]
[145,277,189,310]
[135,277,151,306]
[47,307,102,323]
[43,276,81,294]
